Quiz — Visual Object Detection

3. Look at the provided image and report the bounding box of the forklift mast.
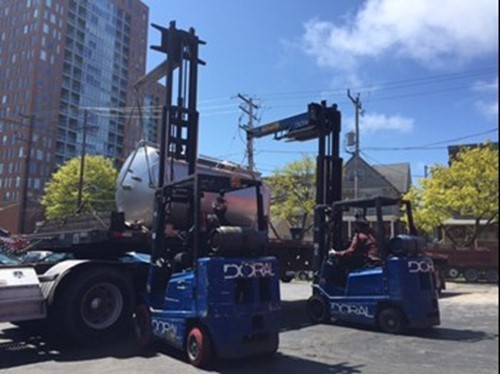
[135,21,206,263]
[245,101,343,272]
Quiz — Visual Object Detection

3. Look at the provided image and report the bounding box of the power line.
[1,67,495,126]
[250,66,497,101]
[226,123,497,157]
[363,128,498,151]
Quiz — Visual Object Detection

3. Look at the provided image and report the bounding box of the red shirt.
[337,230,379,260]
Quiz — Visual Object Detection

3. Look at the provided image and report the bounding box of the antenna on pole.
[347,89,363,199]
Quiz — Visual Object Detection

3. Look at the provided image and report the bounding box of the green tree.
[265,156,316,234]
[405,144,498,246]
[41,155,118,219]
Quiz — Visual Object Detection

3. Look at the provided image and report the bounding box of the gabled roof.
[343,155,411,194]
[373,163,411,194]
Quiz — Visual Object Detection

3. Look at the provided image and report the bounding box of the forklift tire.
[306,295,330,323]
[378,307,405,334]
[134,304,153,349]
[186,326,213,368]
[53,267,135,346]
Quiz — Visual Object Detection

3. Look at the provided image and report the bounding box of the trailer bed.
[22,211,150,256]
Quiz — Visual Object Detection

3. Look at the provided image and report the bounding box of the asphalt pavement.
[0,281,498,373]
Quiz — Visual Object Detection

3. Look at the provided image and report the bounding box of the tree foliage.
[265,156,316,232]
[41,155,118,219]
[405,144,498,246]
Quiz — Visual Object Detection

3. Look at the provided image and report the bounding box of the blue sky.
[142,0,498,182]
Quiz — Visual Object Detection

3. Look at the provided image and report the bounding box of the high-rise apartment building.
[0,0,157,233]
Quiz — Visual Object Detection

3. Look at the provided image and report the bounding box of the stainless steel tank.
[116,144,269,230]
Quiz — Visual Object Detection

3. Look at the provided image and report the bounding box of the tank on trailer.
[116,143,269,231]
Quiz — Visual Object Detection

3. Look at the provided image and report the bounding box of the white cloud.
[472,77,498,118]
[346,113,414,133]
[475,100,499,118]
[473,76,499,93]
[301,0,499,71]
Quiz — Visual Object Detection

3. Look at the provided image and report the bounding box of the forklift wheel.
[378,308,405,334]
[306,295,329,323]
[187,326,213,368]
[134,304,153,349]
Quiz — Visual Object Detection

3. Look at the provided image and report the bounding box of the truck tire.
[377,307,405,334]
[306,294,330,323]
[447,267,460,279]
[485,269,498,283]
[463,268,479,283]
[186,326,213,368]
[53,267,135,346]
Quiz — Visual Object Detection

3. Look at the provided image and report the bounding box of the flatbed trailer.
[427,245,498,283]
[24,211,149,255]
[267,238,314,281]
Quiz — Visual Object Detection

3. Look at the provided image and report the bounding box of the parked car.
[18,250,149,274]
[0,251,22,265]
[20,251,54,264]
[19,251,74,274]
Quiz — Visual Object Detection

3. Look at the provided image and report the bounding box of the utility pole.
[76,110,89,212]
[237,93,259,172]
[18,114,35,234]
[347,90,362,199]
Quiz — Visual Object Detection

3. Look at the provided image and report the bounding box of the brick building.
[0,0,164,233]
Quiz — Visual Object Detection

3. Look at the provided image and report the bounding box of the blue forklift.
[306,196,441,333]
[132,22,280,367]
[244,98,439,334]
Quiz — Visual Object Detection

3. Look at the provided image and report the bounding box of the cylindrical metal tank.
[116,144,269,230]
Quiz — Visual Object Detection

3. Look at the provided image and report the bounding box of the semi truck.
[0,21,280,368]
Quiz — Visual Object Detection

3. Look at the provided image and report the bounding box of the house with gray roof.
[341,154,412,238]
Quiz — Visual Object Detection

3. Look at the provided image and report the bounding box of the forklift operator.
[329,215,380,276]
